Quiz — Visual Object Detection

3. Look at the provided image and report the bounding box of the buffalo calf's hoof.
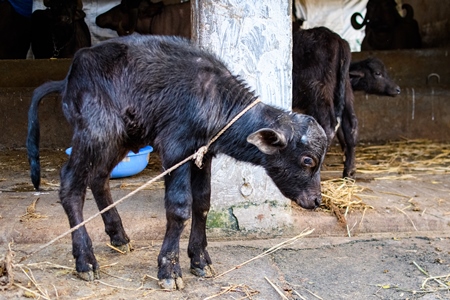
[110,242,133,253]
[158,277,185,290]
[190,264,216,277]
[343,169,356,179]
[77,269,100,281]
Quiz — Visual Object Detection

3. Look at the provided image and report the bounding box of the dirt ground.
[0,234,449,300]
[1,144,450,299]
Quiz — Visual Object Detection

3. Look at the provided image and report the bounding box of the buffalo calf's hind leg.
[188,158,215,278]
[339,96,358,179]
[89,168,131,252]
[59,161,100,281]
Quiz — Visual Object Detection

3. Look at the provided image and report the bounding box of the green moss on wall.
[206,208,239,230]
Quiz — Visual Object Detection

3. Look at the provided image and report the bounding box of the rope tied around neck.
[193,98,261,168]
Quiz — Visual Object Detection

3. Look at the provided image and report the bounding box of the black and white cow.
[27,35,327,290]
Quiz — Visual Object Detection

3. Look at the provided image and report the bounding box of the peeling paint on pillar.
[193,0,294,232]
[193,0,292,108]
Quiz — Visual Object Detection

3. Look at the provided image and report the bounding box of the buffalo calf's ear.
[247,128,287,155]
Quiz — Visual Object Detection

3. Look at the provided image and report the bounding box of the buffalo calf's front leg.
[157,164,192,290]
[188,159,215,277]
[158,212,188,290]
[90,174,130,251]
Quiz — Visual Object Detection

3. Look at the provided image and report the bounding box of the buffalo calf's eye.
[301,156,315,168]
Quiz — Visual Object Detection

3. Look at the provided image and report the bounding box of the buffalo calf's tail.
[27,80,65,190]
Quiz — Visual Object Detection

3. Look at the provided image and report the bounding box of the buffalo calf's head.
[350,57,400,97]
[247,114,327,209]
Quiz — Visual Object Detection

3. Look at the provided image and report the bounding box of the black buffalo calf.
[350,57,401,97]
[27,35,327,290]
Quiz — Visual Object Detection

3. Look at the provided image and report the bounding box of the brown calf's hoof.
[77,269,100,281]
[158,277,185,290]
[190,264,216,277]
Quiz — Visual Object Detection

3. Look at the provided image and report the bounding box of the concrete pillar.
[192,1,294,233]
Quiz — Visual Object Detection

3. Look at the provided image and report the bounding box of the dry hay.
[356,139,450,175]
[413,261,450,293]
[320,178,373,227]
[320,139,450,224]
[318,139,450,228]
[321,178,371,211]
[19,198,47,222]
[379,261,450,295]
[204,283,260,299]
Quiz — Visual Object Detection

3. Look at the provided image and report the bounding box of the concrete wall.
[351,48,450,142]
[403,0,450,48]
[0,59,72,149]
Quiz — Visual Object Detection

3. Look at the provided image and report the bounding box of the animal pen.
[0,0,449,298]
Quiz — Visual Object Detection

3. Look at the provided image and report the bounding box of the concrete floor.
[1,146,449,243]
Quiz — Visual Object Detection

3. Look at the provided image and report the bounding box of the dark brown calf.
[293,27,401,178]
[96,0,190,38]
[95,0,161,36]
[335,56,401,177]
[293,26,356,177]
[27,35,327,290]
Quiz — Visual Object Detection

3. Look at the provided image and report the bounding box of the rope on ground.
[18,98,262,263]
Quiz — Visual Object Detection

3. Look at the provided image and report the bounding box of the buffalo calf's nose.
[396,86,401,94]
[314,197,322,208]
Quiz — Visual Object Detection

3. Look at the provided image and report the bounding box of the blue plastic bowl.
[65,146,153,178]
